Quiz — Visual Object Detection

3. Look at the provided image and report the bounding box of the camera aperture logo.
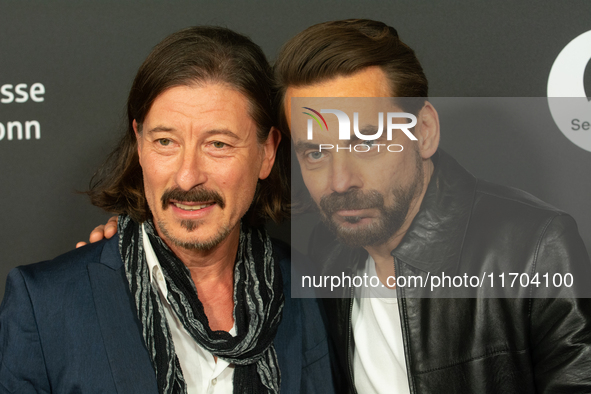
[303,106,416,153]
[547,30,591,152]
[302,107,329,136]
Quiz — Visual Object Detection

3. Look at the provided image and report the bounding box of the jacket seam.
[17,269,52,390]
[528,213,561,305]
[527,213,562,338]
[87,263,123,390]
[476,189,562,213]
[413,347,529,375]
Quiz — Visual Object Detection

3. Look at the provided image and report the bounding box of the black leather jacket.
[310,150,591,393]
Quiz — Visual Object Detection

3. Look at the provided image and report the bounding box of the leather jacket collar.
[391,149,477,274]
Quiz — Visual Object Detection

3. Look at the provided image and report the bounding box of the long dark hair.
[88,26,289,225]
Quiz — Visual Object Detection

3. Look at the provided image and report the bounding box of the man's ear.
[133,120,143,165]
[259,127,281,180]
[414,102,440,159]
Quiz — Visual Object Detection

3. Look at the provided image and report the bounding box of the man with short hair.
[0,26,333,394]
[275,19,591,393]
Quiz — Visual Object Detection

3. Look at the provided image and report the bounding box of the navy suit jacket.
[0,236,334,393]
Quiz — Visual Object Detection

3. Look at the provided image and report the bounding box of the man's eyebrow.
[293,126,382,151]
[146,125,175,134]
[294,140,323,153]
[145,127,240,140]
[204,129,240,139]
[350,124,383,144]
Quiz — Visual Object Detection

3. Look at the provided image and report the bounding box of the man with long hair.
[0,26,333,394]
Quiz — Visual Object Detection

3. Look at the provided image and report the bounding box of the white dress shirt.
[352,255,410,394]
[142,224,234,394]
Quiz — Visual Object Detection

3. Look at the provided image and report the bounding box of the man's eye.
[361,139,376,148]
[212,141,226,149]
[307,151,324,161]
[158,139,171,146]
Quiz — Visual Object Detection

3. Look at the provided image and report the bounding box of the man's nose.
[329,153,362,193]
[174,148,207,190]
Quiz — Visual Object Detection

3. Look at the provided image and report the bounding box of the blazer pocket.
[303,337,329,367]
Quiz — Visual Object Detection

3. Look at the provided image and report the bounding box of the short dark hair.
[88,26,289,224]
[274,19,429,132]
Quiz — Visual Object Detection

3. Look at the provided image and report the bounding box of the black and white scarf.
[118,215,284,394]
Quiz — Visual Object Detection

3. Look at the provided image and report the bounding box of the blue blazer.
[0,236,334,394]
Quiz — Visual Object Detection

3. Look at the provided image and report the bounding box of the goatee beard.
[157,186,230,251]
[157,219,233,252]
[319,154,424,248]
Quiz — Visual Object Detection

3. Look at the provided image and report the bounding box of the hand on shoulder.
[76,216,118,248]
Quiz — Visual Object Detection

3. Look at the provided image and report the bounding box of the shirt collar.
[141,223,238,336]
[142,222,169,299]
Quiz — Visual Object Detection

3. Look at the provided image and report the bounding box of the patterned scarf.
[118,215,284,394]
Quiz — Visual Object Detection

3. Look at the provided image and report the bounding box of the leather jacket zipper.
[346,285,358,394]
[394,255,415,394]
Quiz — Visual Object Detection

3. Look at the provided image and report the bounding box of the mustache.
[319,189,384,216]
[161,187,225,210]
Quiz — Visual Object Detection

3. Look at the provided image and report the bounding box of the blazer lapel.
[88,237,159,394]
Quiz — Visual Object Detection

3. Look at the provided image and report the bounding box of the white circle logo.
[547,30,591,152]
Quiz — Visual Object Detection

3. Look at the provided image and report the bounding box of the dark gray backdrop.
[1,0,590,301]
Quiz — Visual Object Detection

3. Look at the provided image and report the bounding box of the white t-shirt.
[142,224,234,394]
[352,255,410,394]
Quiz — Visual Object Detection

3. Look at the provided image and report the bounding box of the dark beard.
[157,218,233,251]
[318,154,424,248]
[158,186,230,251]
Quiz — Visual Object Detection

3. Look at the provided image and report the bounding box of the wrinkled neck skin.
[158,223,240,333]
[366,159,434,287]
